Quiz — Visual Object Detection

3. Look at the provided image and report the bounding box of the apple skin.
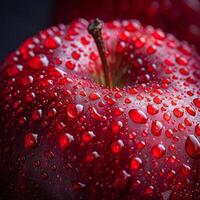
[0,19,200,200]
[53,0,200,52]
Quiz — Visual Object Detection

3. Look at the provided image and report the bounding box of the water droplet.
[66,103,83,119]
[31,109,42,121]
[145,185,154,195]
[21,75,34,86]
[163,112,171,121]
[6,64,23,77]
[58,133,74,149]
[165,129,173,138]
[24,133,38,148]
[111,139,124,154]
[153,96,162,104]
[173,108,184,118]
[41,171,48,180]
[130,157,142,170]
[185,135,200,159]
[27,55,49,70]
[181,164,191,176]
[112,121,123,134]
[89,107,107,121]
[113,170,130,189]
[176,56,188,65]
[65,60,75,70]
[151,120,163,136]
[71,51,80,60]
[153,30,165,40]
[25,92,36,103]
[147,104,159,115]
[185,106,196,116]
[44,36,61,49]
[114,107,124,116]
[193,98,200,108]
[82,131,95,143]
[84,151,99,163]
[89,92,100,100]
[129,109,148,124]
[81,36,89,45]
[195,124,200,136]
[151,144,166,159]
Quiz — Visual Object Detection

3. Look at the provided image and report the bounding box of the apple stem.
[88,18,112,88]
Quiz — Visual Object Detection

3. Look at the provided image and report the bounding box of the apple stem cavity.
[88,18,112,88]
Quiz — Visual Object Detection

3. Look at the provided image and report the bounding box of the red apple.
[0,18,200,200]
[53,0,200,52]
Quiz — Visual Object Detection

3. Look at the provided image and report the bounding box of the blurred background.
[0,0,200,61]
[0,0,53,60]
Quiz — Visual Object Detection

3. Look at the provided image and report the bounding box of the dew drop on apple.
[165,129,173,138]
[137,141,146,149]
[66,103,83,119]
[193,98,200,108]
[21,75,34,86]
[25,92,36,103]
[82,131,95,143]
[173,108,184,118]
[72,181,86,190]
[24,132,38,148]
[89,107,106,121]
[113,170,130,189]
[112,121,123,134]
[48,108,57,118]
[31,109,42,121]
[44,36,61,49]
[181,164,191,176]
[129,109,148,124]
[84,151,99,163]
[184,118,192,126]
[163,112,171,121]
[90,52,98,61]
[130,157,143,170]
[56,121,66,132]
[81,36,89,45]
[44,150,55,160]
[185,106,196,116]
[195,124,200,136]
[6,64,23,77]
[145,185,154,195]
[151,120,163,136]
[58,133,74,149]
[165,170,176,182]
[111,139,124,154]
[89,92,100,100]
[185,135,200,159]
[34,160,41,168]
[65,60,75,70]
[153,96,162,104]
[176,56,188,66]
[151,144,166,159]
[41,171,48,180]
[147,45,157,54]
[27,55,49,70]
[131,179,141,190]
[152,30,165,40]
[114,107,124,116]
[71,51,80,60]
[147,104,159,115]
[18,116,27,125]
[129,131,137,140]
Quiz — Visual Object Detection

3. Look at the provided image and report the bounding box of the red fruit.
[54,0,200,52]
[0,19,200,200]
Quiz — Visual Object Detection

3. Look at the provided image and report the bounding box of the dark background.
[0,0,54,61]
